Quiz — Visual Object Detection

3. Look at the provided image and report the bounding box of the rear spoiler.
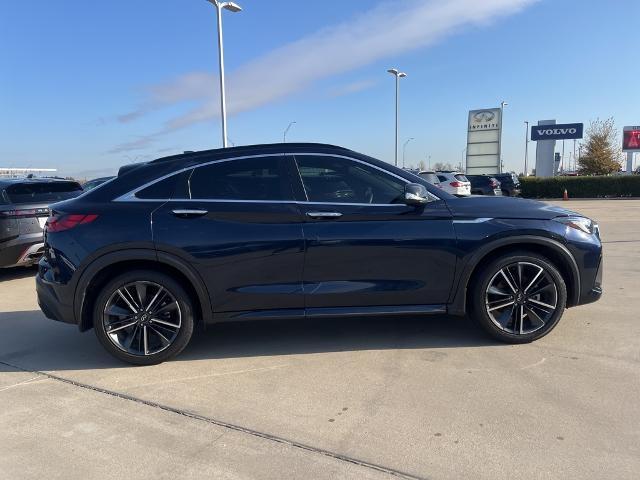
[117,162,149,177]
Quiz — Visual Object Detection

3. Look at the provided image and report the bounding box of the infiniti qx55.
[37,143,602,364]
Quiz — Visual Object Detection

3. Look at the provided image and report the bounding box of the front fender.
[447,234,580,316]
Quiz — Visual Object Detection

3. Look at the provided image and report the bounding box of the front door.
[292,154,457,310]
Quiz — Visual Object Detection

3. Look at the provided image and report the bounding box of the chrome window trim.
[452,218,493,224]
[114,152,442,204]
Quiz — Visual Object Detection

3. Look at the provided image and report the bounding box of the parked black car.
[467,175,502,196]
[1,178,83,268]
[494,173,521,197]
[82,176,115,191]
[37,143,603,365]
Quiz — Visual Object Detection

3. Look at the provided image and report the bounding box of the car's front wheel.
[470,252,567,343]
[93,270,194,365]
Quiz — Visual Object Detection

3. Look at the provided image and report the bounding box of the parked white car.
[435,171,471,196]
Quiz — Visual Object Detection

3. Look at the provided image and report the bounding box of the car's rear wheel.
[470,252,567,343]
[93,270,194,365]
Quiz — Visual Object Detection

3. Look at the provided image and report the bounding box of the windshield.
[5,181,83,204]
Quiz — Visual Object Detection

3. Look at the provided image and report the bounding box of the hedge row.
[519,175,640,199]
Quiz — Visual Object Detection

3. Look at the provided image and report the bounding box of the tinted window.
[296,155,405,204]
[186,157,293,201]
[437,175,447,183]
[5,181,82,204]
[454,174,469,182]
[137,174,180,199]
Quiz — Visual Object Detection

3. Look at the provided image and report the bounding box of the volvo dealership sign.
[466,108,502,175]
[531,123,583,141]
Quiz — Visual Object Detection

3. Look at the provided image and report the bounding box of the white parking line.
[130,364,290,389]
[0,375,46,393]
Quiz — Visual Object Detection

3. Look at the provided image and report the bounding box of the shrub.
[520,175,640,199]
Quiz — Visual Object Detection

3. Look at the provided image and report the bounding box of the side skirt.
[212,304,447,323]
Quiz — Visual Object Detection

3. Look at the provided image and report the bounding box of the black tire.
[93,270,194,365]
[470,251,567,344]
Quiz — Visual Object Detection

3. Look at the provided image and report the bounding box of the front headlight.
[553,216,595,235]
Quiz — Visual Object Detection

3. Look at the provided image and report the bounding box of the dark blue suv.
[36,144,603,364]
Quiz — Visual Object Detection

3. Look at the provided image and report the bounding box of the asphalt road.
[1,199,638,480]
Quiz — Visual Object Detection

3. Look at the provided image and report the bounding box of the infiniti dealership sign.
[466,107,502,175]
[531,123,583,141]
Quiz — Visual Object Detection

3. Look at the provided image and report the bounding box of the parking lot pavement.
[1,199,639,480]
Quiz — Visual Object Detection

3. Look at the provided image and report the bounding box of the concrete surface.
[0,199,639,480]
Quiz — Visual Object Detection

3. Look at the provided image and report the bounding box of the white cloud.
[328,79,379,98]
[113,0,538,152]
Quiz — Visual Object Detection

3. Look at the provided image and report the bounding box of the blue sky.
[1,0,638,178]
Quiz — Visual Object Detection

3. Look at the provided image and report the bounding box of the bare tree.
[579,118,623,175]
[433,162,455,171]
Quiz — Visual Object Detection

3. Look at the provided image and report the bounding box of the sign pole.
[627,151,634,175]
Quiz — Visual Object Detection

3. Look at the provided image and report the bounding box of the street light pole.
[498,100,508,173]
[387,68,407,167]
[524,121,529,176]
[402,137,414,168]
[283,121,296,143]
[206,0,242,148]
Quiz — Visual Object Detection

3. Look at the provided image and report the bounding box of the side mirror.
[403,183,430,206]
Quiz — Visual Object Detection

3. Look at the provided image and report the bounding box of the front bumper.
[578,255,603,306]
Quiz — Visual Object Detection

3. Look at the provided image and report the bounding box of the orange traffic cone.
[563,189,569,201]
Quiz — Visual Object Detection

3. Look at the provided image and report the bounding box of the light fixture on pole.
[524,121,529,176]
[206,0,242,148]
[499,100,508,172]
[387,68,407,167]
[402,137,414,168]
[283,121,296,143]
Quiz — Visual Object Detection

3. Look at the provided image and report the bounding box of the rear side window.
[454,174,468,182]
[136,174,180,199]
[184,157,293,201]
[5,181,82,204]
[437,175,447,183]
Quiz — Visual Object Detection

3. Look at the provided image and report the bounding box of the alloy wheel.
[485,261,559,335]
[102,281,182,356]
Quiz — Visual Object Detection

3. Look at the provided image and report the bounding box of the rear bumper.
[0,235,44,268]
[36,262,77,326]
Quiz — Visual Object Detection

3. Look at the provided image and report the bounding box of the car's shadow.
[0,266,38,281]
[0,309,501,372]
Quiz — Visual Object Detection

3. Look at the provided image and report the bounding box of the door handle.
[171,209,208,218]
[306,211,343,219]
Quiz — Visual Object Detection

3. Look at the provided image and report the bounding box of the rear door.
[292,154,457,310]
[151,154,306,315]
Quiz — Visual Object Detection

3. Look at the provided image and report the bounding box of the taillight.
[450,181,463,188]
[46,214,98,233]
[0,208,48,218]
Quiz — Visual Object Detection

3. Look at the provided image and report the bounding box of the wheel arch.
[448,236,580,316]
[74,249,212,332]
